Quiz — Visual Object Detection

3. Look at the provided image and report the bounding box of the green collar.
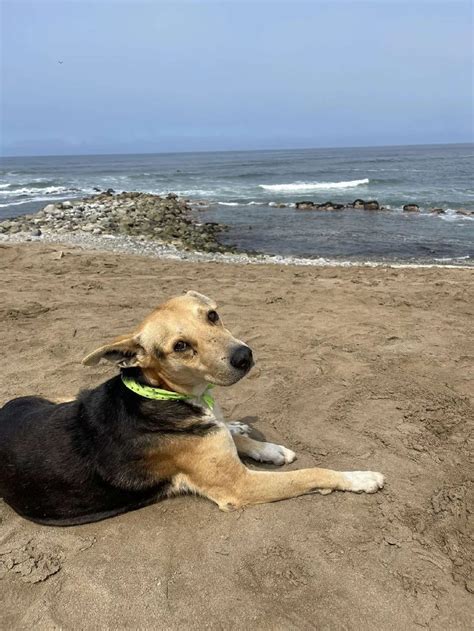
[121,374,215,410]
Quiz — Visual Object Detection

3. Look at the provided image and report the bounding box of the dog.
[0,291,384,526]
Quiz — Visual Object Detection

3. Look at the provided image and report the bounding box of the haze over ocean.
[1,1,472,156]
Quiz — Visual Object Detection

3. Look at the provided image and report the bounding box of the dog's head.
[82,291,253,394]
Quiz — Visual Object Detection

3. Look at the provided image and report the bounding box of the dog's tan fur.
[83,291,384,509]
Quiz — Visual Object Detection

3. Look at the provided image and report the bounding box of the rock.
[403,204,420,212]
[456,209,473,216]
[105,188,115,195]
[93,187,101,192]
[62,201,73,209]
[81,224,96,232]
[31,229,42,237]
[364,200,380,211]
[43,204,56,214]
[166,192,178,199]
[316,201,344,211]
[352,199,366,209]
[429,208,445,214]
[295,201,316,210]
[192,200,211,208]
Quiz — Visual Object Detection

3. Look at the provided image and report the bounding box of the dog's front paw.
[251,443,297,466]
[342,471,385,493]
[227,421,252,436]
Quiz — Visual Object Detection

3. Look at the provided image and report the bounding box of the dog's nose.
[230,345,253,372]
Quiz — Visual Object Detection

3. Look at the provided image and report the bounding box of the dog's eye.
[207,310,219,324]
[173,340,189,352]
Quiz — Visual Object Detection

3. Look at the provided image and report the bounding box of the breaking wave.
[0,185,80,197]
[259,178,370,192]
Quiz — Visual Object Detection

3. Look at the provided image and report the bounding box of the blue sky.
[1,0,472,156]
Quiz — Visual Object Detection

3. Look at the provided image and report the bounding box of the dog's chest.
[187,397,227,430]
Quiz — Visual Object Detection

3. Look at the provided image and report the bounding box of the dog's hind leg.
[232,434,296,466]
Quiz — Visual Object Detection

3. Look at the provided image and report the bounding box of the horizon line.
[1,140,473,160]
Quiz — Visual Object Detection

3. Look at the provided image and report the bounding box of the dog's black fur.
[0,369,216,526]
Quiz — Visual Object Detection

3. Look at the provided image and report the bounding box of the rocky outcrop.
[295,201,345,211]
[317,201,344,211]
[0,192,228,252]
[292,198,467,215]
[364,200,380,211]
[295,200,316,210]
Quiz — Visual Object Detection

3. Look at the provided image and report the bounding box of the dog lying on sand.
[0,291,384,526]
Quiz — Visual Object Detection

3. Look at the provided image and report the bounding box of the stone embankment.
[0,192,228,252]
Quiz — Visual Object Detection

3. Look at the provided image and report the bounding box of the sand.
[1,242,473,630]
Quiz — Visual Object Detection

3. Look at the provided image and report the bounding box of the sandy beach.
[0,241,472,629]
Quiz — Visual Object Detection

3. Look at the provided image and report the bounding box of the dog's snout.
[230,345,253,372]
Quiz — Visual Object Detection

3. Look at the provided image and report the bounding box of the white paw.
[342,471,385,493]
[249,443,297,466]
[227,421,252,436]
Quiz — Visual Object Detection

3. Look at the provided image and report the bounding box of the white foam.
[440,209,474,222]
[0,190,90,209]
[433,255,470,262]
[218,202,239,206]
[170,189,216,197]
[0,185,71,197]
[0,197,62,208]
[259,178,369,192]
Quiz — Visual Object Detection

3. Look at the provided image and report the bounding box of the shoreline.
[0,191,472,268]
[1,230,472,269]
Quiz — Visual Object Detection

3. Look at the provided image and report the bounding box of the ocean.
[1,144,473,264]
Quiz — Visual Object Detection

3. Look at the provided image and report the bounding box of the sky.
[0,0,473,156]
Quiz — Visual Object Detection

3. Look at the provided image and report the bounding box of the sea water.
[1,144,473,264]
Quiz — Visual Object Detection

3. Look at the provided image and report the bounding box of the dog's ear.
[185,290,217,309]
[82,334,143,367]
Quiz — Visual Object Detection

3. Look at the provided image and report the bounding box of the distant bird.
[58,60,63,64]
